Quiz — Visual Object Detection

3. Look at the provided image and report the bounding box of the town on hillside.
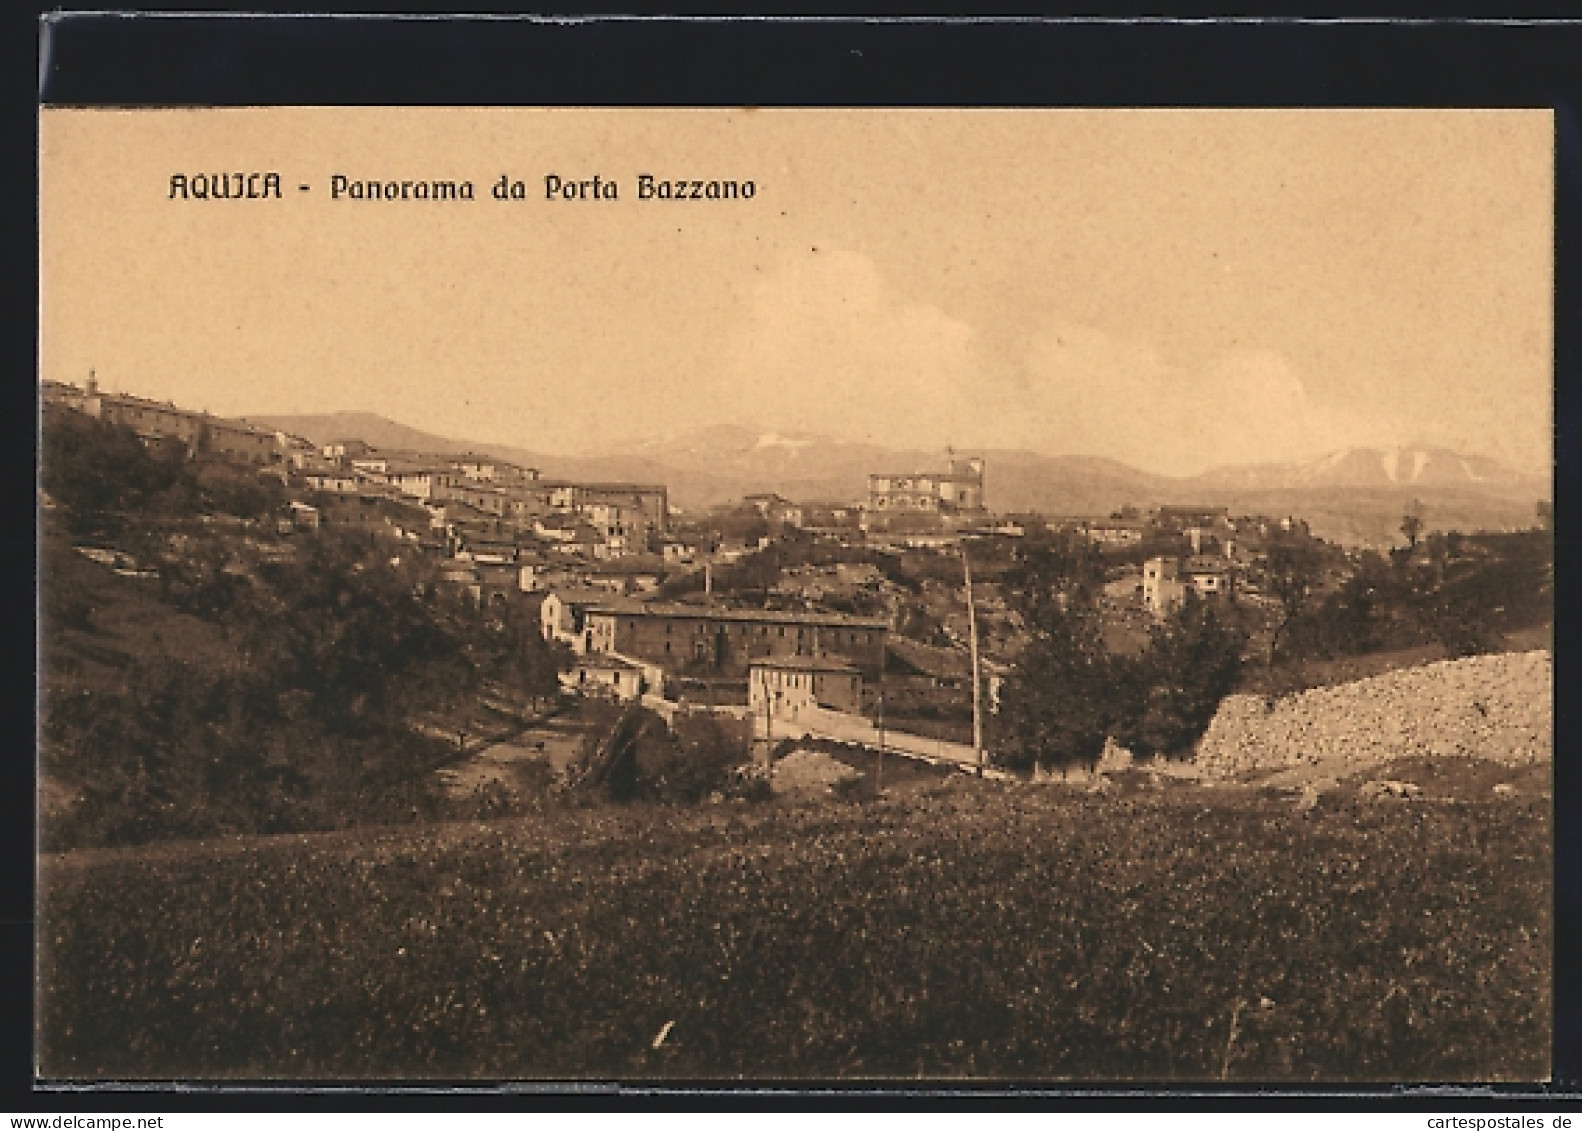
[40,374,1553,787]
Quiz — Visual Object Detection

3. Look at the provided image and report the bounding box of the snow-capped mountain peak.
[1200,445,1540,492]
[752,433,816,453]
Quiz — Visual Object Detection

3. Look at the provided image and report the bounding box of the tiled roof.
[546,587,650,611]
[575,653,645,671]
[534,480,667,494]
[586,556,667,575]
[582,602,886,629]
[749,655,861,673]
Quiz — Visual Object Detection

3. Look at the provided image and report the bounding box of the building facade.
[574,602,887,678]
[1142,555,1237,616]
[749,656,863,718]
[45,376,289,465]
[563,653,650,701]
[867,454,986,519]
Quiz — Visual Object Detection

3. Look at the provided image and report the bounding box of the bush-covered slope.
[39,408,568,849]
[39,778,1550,1082]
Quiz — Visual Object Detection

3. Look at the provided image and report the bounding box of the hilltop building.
[865,453,986,530]
[43,375,306,466]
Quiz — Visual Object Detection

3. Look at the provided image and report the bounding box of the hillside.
[38,406,571,850]
[39,766,1550,1080]
[41,530,245,697]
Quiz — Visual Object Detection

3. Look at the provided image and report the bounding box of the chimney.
[86,369,98,397]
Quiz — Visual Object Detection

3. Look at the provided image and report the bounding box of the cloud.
[717,255,1416,474]
[719,245,980,445]
[1007,324,1408,475]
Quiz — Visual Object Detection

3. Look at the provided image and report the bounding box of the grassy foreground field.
[38,767,1550,1083]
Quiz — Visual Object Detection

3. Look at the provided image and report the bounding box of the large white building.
[748,655,863,719]
[867,453,986,515]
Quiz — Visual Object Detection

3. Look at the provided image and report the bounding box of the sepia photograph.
[36,106,1554,1083]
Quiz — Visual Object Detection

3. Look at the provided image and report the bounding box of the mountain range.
[245,412,1549,547]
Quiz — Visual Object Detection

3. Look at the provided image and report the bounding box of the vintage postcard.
[37,107,1553,1083]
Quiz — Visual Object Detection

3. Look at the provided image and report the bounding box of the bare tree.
[1400,498,1425,549]
[1263,530,1323,687]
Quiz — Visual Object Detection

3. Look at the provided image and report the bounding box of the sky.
[39,108,1553,477]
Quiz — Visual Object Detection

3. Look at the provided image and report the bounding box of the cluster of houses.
[540,588,887,717]
[43,375,687,607]
[49,374,1325,731]
[309,447,678,606]
[1100,505,1311,617]
[43,375,312,467]
[300,439,669,560]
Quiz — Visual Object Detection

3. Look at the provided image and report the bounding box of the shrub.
[1125,594,1247,760]
[36,785,1552,1081]
[645,714,752,803]
[569,705,752,805]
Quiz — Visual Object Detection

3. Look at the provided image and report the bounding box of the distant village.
[42,375,1321,749]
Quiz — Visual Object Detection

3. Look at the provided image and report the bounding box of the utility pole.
[762,673,773,762]
[962,537,985,776]
[876,637,887,794]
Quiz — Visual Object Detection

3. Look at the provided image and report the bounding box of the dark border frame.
[19,14,1580,1107]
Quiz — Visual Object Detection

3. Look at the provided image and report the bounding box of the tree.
[993,604,1127,774]
[476,598,572,703]
[1301,549,1397,658]
[638,713,748,802]
[1127,592,1246,759]
[992,534,1137,775]
[41,406,186,529]
[1400,499,1425,550]
[566,705,746,804]
[1263,529,1324,670]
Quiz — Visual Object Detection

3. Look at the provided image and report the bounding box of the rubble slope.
[1194,650,1551,780]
